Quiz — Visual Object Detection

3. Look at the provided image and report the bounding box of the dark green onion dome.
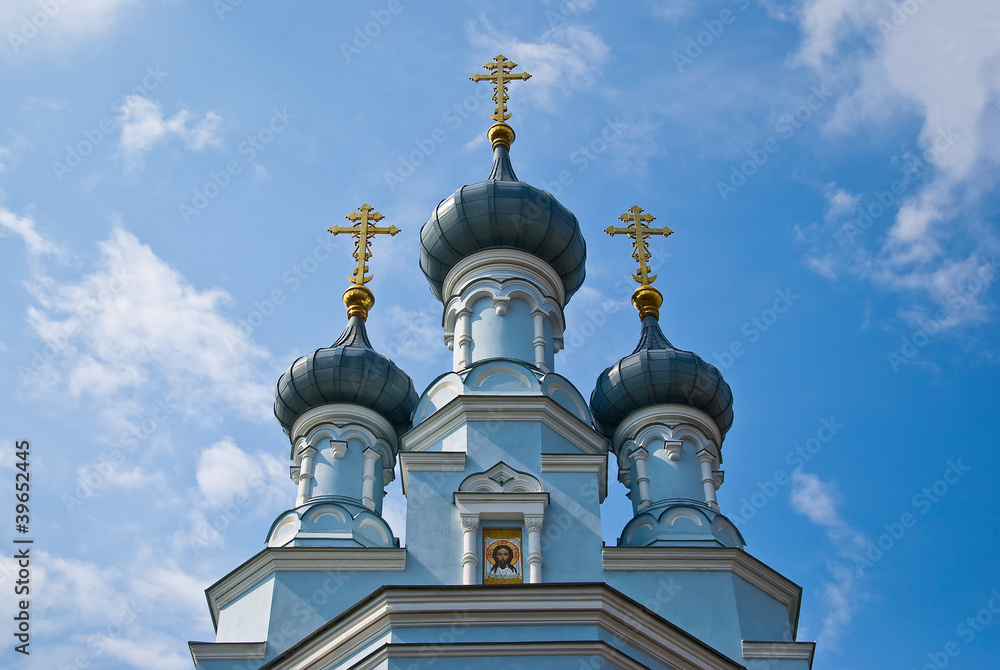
[418,146,587,302]
[274,316,419,437]
[590,316,734,439]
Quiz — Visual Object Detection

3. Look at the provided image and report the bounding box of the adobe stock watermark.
[672,0,752,73]
[850,458,969,575]
[879,0,933,39]
[339,0,408,62]
[17,267,133,384]
[712,288,799,370]
[887,255,998,372]
[730,416,843,525]
[51,66,170,182]
[383,83,493,190]
[6,0,71,54]
[717,84,833,202]
[838,127,960,246]
[537,117,628,199]
[226,233,345,349]
[912,587,1000,670]
[62,396,182,513]
[179,107,294,223]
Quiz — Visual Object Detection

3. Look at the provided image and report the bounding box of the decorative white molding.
[742,640,815,664]
[602,546,802,633]
[188,642,266,663]
[442,248,566,307]
[353,641,650,670]
[403,395,607,456]
[205,547,406,630]
[453,492,549,520]
[614,405,723,457]
[492,295,510,316]
[398,452,466,494]
[256,584,744,670]
[664,439,683,461]
[289,403,397,461]
[460,462,542,494]
[330,440,348,459]
[540,453,608,502]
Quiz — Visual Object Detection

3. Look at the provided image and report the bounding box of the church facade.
[188,56,816,670]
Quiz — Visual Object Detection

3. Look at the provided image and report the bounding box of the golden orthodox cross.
[328,203,400,286]
[470,54,531,123]
[605,205,674,285]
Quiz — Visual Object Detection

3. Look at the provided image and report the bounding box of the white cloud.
[466,18,610,110]
[0,129,28,172]
[0,0,137,57]
[374,303,448,365]
[117,95,223,170]
[0,203,63,256]
[790,470,843,528]
[790,0,1000,329]
[196,437,285,509]
[103,634,193,670]
[789,471,870,648]
[24,227,273,423]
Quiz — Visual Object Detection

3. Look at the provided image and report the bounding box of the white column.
[295,444,318,507]
[629,447,652,510]
[532,309,548,372]
[361,448,380,511]
[525,515,544,583]
[461,515,479,585]
[698,449,719,511]
[456,309,472,370]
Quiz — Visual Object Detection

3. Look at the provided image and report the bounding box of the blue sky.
[1,1,998,668]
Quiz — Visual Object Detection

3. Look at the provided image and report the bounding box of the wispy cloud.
[790,0,1000,330]
[790,471,870,647]
[24,226,273,425]
[0,202,64,257]
[117,95,223,170]
[196,437,285,509]
[466,17,610,110]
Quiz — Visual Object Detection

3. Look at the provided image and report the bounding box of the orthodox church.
[188,56,816,670]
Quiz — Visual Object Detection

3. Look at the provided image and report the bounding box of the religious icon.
[483,528,523,585]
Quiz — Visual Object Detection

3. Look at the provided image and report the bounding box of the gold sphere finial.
[343,285,375,322]
[632,285,663,321]
[488,122,516,150]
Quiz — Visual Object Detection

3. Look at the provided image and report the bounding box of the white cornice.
[742,640,815,665]
[402,394,607,455]
[289,404,398,459]
[443,248,566,307]
[398,452,466,494]
[189,642,266,663]
[205,547,406,630]
[602,546,802,633]
[257,584,744,670]
[613,404,723,454]
[353,641,649,670]
[453,491,550,518]
[540,453,608,502]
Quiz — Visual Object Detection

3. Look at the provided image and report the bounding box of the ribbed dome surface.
[274,317,419,437]
[418,147,586,302]
[590,316,734,439]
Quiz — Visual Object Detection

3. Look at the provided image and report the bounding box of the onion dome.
[274,314,418,437]
[590,314,734,439]
[418,145,587,303]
